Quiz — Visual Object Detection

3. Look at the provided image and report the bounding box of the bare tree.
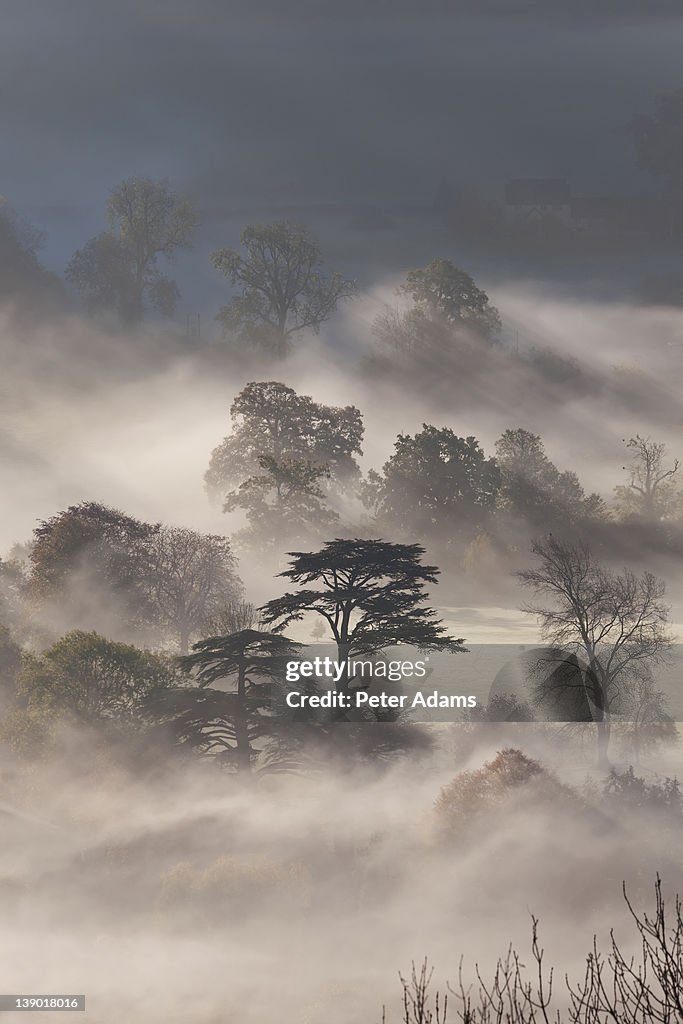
[382,877,683,1024]
[145,527,242,654]
[517,536,674,767]
[202,599,261,639]
[615,435,681,520]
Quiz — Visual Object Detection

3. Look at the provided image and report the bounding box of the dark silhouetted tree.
[157,630,301,772]
[210,222,356,355]
[260,538,466,694]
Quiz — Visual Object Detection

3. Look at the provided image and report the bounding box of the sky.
[4,2,683,273]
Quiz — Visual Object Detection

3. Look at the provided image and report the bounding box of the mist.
[4,4,683,1021]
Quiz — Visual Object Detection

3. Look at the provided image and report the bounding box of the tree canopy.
[260,538,465,692]
[29,503,241,651]
[400,258,501,336]
[155,630,301,772]
[18,630,179,724]
[66,177,198,322]
[205,380,363,503]
[362,425,501,545]
[495,428,604,528]
[210,222,356,355]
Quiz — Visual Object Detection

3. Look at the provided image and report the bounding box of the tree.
[143,527,242,654]
[29,502,156,632]
[372,260,500,372]
[383,878,683,1024]
[614,434,681,520]
[496,428,604,529]
[400,258,501,336]
[66,177,198,322]
[517,536,674,767]
[260,538,466,694]
[0,556,28,636]
[65,232,142,323]
[205,381,364,503]
[0,205,64,307]
[202,598,262,639]
[0,625,22,705]
[210,222,356,355]
[157,630,301,772]
[18,630,178,724]
[362,426,500,546]
[616,670,678,763]
[28,504,242,651]
[224,455,338,550]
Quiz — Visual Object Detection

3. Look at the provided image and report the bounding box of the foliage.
[363,426,501,546]
[66,177,197,322]
[400,258,501,336]
[201,599,262,639]
[143,526,242,653]
[496,427,605,528]
[28,503,241,651]
[260,538,466,692]
[205,380,364,503]
[603,766,682,819]
[0,624,22,696]
[17,630,179,724]
[65,232,145,323]
[225,455,339,550]
[434,748,577,841]
[211,222,356,355]
[372,259,500,373]
[152,630,301,771]
[29,501,156,629]
[0,557,28,635]
[0,206,63,305]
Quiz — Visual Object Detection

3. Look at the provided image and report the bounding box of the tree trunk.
[235,659,251,773]
[336,641,351,694]
[179,624,190,657]
[586,658,611,769]
[596,717,611,770]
